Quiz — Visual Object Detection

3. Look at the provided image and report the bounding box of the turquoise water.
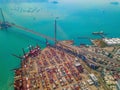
[0,0,120,90]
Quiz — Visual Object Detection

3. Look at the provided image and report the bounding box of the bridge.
[0,8,57,43]
[8,23,55,41]
[1,8,119,71]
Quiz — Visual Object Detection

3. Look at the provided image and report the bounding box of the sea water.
[0,0,120,90]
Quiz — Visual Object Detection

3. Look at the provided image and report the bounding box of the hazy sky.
[0,0,119,3]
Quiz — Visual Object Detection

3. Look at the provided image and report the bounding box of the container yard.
[14,44,103,90]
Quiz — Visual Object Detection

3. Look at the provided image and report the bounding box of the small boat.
[92,31,104,35]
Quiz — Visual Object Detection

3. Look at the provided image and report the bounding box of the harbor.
[13,39,120,90]
[0,8,119,89]
[14,43,102,90]
[0,1,120,90]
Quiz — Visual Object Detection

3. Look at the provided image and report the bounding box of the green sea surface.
[0,0,120,90]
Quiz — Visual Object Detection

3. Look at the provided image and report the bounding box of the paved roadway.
[58,42,120,70]
[8,22,55,41]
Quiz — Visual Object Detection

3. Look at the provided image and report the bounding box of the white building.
[103,38,120,45]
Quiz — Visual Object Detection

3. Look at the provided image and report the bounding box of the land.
[14,40,120,90]
[91,39,107,48]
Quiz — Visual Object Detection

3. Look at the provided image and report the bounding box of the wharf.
[14,45,99,90]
